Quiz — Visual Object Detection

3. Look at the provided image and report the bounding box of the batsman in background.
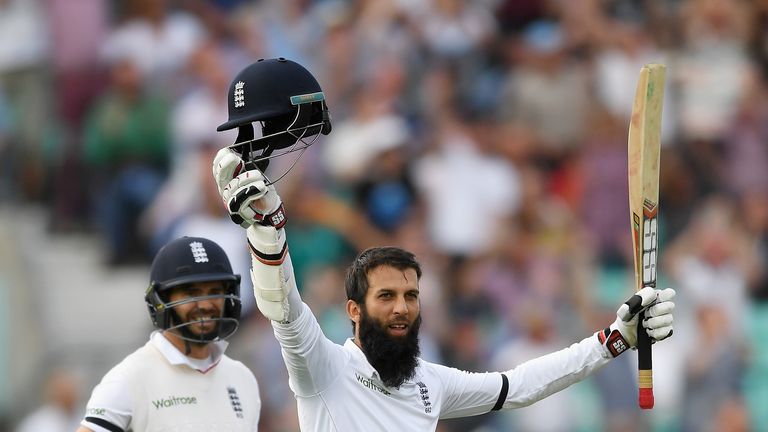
[77,237,261,432]
[213,58,676,431]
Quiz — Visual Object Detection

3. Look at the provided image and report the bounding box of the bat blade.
[627,63,665,410]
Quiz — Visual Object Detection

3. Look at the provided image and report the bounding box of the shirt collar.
[150,330,228,373]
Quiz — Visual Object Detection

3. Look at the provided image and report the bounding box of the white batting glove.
[598,287,675,357]
[212,148,285,229]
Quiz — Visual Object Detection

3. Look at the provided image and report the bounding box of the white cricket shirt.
[81,332,260,432]
[273,303,612,431]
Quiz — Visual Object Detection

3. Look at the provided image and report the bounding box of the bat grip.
[637,311,654,409]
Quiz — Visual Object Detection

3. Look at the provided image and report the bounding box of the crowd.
[2,0,767,431]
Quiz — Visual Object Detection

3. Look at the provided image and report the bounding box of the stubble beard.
[358,308,422,389]
[172,308,221,343]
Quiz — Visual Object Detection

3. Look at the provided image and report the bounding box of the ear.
[346,300,361,325]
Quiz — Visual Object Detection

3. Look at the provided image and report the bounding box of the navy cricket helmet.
[217,57,332,173]
[145,237,242,342]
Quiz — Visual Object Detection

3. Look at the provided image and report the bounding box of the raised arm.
[439,287,675,418]
[499,287,675,409]
[212,148,348,395]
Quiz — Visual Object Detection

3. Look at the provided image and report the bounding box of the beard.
[358,308,422,388]
[172,309,221,343]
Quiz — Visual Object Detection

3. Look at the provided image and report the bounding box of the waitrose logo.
[355,373,391,396]
[152,395,198,409]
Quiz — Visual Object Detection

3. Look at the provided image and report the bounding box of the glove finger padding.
[653,287,676,304]
[213,148,245,194]
[617,286,659,322]
[645,324,674,342]
[226,171,268,211]
[643,289,675,342]
[643,314,674,340]
[221,171,268,228]
[645,299,675,319]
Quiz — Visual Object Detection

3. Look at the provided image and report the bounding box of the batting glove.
[598,287,675,357]
[212,148,286,229]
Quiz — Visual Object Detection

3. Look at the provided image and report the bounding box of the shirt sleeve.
[271,302,349,397]
[435,365,506,419]
[80,370,133,432]
[439,334,611,418]
[501,334,610,409]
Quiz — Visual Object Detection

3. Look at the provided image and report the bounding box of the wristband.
[256,203,287,229]
[597,327,630,358]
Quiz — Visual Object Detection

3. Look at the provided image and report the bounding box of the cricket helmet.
[217,57,332,173]
[145,236,242,342]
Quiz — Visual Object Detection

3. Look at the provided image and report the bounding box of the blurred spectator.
[674,0,760,197]
[446,258,501,350]
[417,0,498,61]
[722,78,768,197]
[322,82,411,185]
[100,0,207,96]
[680,302,750,432]
[280,166,384,289]
[592,19,675,144]
[752,0,768,79]
[353,1,414,71]
[659,147,702,243]
[502,165,594,336]
[353,143,417,234]
[494,0,548,34]
[554,0,610,52]
[301,265,349,344]
[675,0,755,141]
[0,88,14,199]
[142,39,238,252]
[220,3,265,65]
[576,108,633,268]
[413,110,520,257]
[15,369,82,432]
[498,20,592,168]
[439,258,500,432]
[665,196,759,335]
[312,5,358,117]
[251,0,321,68]
[0,0,51,201]
[46,0,109,231]
[82,56,170,265]
[739,189,768,301]
[491,302,579,432]
[167,41,234,167]
[476,222,539,333]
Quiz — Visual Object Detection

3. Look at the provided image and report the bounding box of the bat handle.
[637,310,654,409]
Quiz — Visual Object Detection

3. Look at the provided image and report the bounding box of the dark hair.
[344,247,422,304]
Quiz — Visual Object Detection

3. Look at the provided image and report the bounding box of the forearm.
[501,335,611,409]
[247,224,303,323]
[248,224,347,395]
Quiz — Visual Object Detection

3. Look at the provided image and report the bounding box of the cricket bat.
[627,63,665,410]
